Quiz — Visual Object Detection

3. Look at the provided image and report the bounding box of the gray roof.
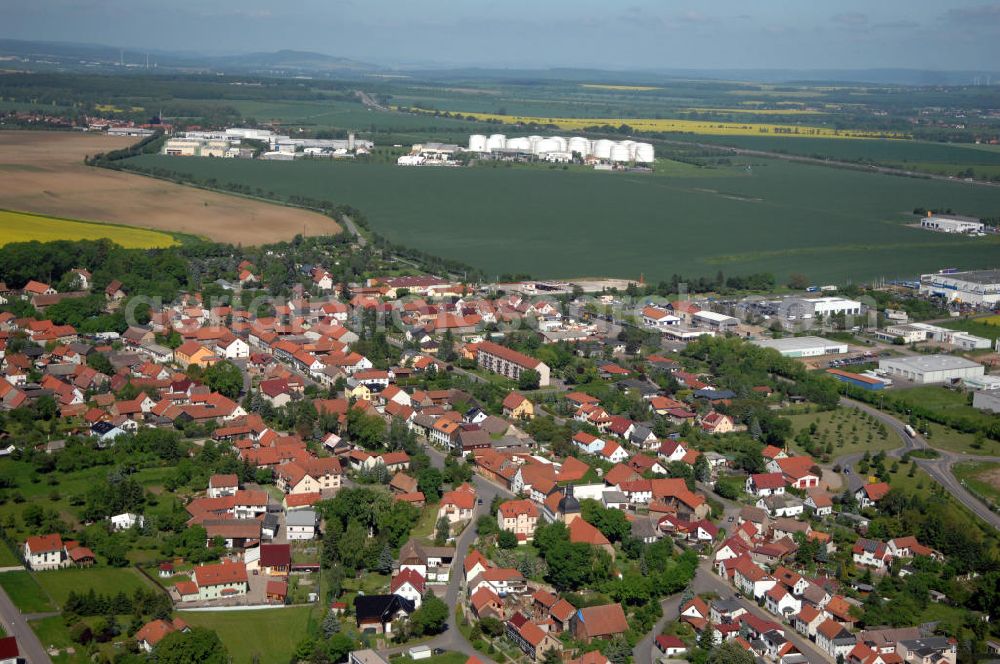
[879,354,983,372]
[286,510,317,527]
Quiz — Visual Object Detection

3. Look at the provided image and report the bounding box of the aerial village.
[0,248,996,664]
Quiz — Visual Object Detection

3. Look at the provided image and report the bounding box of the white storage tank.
[507,136,531,151]
[634,143,655,164]
[568,136,591,156]
[528,135,543,153]
[469,135,488,153]
[550,136,568,152]
[535,137,561,154]
[594,139,614,160]
[610,143,632,163]
[486,134,507,151]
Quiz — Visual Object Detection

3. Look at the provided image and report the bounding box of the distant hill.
[206,49,376,73]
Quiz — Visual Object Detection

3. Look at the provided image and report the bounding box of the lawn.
[124,153,1000,282]
[786,407,897,457]
[0,541,21,567]
[0,570,56,612]
[34,567,155,607]
[882,386,999,448]
[0,209,177,248]
[390,652,469,664]
[179,606,314,664]
[920,422,995,456]
[953,461,1000,505]
[411,504,442,542]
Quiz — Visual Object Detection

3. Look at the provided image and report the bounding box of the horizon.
[4,0,1000,71]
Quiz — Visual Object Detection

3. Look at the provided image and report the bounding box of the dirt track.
[0,131,339,244]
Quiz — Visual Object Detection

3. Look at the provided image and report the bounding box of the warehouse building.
[826,369,888,391]
[784,297,863,319]
[973,390,1000,413]
[920,213,984,234]
[873,323,990,350]
[877,355,984,384]
[751,336,849,358]
[919,270,1000,306]
[692,310,739,332]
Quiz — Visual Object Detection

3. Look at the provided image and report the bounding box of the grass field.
[954,461,1000,504]
[885,386,999,435]
[786,408,897,456]
[179,606,314,664]
[405,108,905,139]
[0,209,177,248]
[0,542,21,567]
[125,153,1000,282]
[940,317,1000,342]
[0,570,56,612]
[34,567,155,607]
[0,131,340,245]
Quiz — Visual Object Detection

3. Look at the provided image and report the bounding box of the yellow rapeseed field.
[681,107,823,115]
[409,108,907,139]
[0,210,177,248]
[580,84,662,91]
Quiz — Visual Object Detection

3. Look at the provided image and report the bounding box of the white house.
[110,512,145,531]
[286,509,317,540]
[24,534,67,570]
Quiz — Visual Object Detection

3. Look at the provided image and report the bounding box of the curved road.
[839,398,1000,530]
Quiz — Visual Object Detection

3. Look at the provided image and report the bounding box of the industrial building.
[873,322,990,350]
[973,390,1000,413]
[877,355,984,384]
[919,213,984,234]
[467,134,654,165]
[751,336,849,358]
[692,310,739,331]
[783,297,863,319]
[826,369,888,391]
[163,127,372,160]
[919,269,1000,306]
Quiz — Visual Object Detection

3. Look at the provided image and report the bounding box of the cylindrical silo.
[507,136,531,151]
[487,134,507,151]
[469,135,488,152]
[550,136,567,152]
[528,135,543,153]
[594,139,614,160]
[610,143,631,163]
[634,143,655,163]
[568,136,591,157]
[535,137,560,154]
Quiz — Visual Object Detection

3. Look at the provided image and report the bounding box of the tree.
[200,360,243,399]
[417,468,443,502]
[410,593,449,636]
[694,454,711,483]
[439,330,457,363]
[322,610,342,637]
[542,648,563,664]
[498,530,519,549]
[376,544,394,574]
[480,616,504,637]
[518,369,541,391]
[788,273,810,290]
[153,627,228,664]
[707,641,755,664]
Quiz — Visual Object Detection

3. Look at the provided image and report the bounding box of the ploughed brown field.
[0,131,339,243]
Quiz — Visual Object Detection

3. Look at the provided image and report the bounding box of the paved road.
[341,214,368,247]
[386,440,513,663]
[0,584,52,664]
[839,398,1000,529]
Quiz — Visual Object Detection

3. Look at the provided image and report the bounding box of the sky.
[4,0,1000,71]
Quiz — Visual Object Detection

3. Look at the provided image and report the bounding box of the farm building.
[751,336,848,358]
[920,213,984,234]
[919,269,1000,306]
[878,355,984,384]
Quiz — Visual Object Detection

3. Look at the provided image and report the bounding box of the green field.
[940,317,1000,342]
[0,570,56,612]
[34,567,155,606]
[0,209,177,248]
[125,154,1000,282]
[786,408,897,457]
[953,461,1000,504]
[179,606,314,664]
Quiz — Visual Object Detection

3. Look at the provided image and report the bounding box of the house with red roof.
[701,411,734,434]
[438,483,477,526]
[571,603,629,643]
[502,392,534,420]
[774,456,821,489]
[190,561,248,601]
[497,499,539,542]
[855,482,891,509]
[655,635,688,657]
[746,472,787,497]
[569,518,614,559]
[391,568,426,608]
[506,612,563,662]
[135,617,190,653]
[24,534,67,570]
